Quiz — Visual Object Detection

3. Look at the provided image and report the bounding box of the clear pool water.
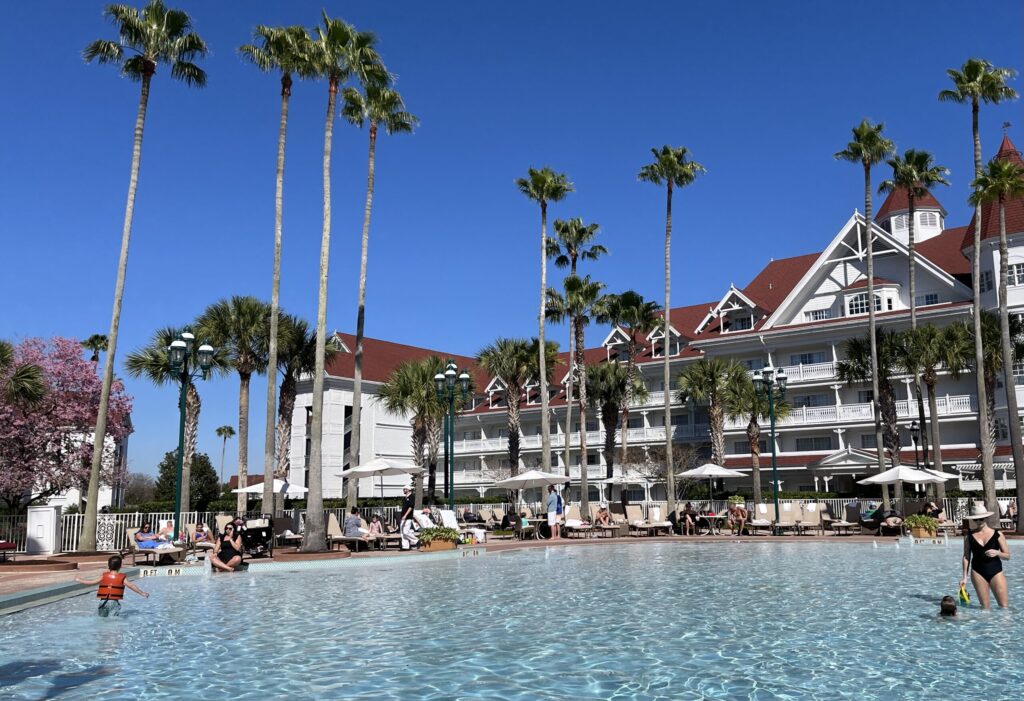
[1,541,1021,700]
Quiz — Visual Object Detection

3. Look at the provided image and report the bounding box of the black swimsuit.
[968,529,1003,582]
[218,535,242,562]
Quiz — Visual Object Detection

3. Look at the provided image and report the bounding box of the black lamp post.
[168,331,214,541]
[909,420,921,469]
[752,365,787,535]
[435,360,470,510]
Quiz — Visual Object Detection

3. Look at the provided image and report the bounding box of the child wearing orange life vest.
[75,555,149,617]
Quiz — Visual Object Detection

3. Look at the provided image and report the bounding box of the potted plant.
[904,514,938,538]
[418,527,460,552]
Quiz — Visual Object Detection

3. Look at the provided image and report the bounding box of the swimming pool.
[0,541,1020,700]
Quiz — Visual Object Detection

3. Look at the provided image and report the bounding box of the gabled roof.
[875,186,946,220]
[917,226,970,276]
[696,285,765,333]
[325,333,481,385]
[963,134,1024,250]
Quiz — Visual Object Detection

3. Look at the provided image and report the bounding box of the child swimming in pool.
[75,555,149,617]
[939,595,957,617]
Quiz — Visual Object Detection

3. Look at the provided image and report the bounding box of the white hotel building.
[289,135,1024,500]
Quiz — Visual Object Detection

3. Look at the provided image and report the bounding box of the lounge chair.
[272,517,303,548]
[439,509,486,544]
[774,503,798,534]
[589,506,620,538]
[123,527,183,566]
[563,505,592,538]
[748,504,773,535]
[795,503,822,535]
[185,523,217,555]
[326,513,371,552]
[625,504,667,536]
[512,514,535,540]
[214,514,234,536]
[489,508,506,530]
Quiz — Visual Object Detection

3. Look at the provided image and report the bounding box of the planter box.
[910,526,936,539]
[421,541,456,552]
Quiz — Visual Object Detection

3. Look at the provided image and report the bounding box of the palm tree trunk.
[220,437,227,487]
[619,346,636,469]
[970,99,997,527]
[603,402,617,479]
[863,161,889,509]
[303,76,339,552]
[410,422,426,509]
[263,75,292,515]
[663,182,675,515]
[348,121,379,510]
[236,373,251,514]
[563,316,574,478]
[994,197,1024,533]
[427,417,441,504]
[80,69,153,552]
[508,399,521,477]
[275,373,296,479]
[710,404,725,467]
[576,321,590,517]
[538,202,552,471]
[748,419,762,503]
[926,380,946,501]
[182,383,200,513]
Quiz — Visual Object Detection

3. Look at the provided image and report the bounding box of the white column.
[831,383,843,405]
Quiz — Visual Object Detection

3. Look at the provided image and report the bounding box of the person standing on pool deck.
[75,555,148,617]
[546,485,560,540]
[960,503,1011,609]
[399,486,415,526]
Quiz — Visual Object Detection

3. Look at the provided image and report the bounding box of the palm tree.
[600,291,660,467]
[638,145,706,516]
[586,361,648,482]
[547,217,606,477]
[547,275,606,516]
[971,156,1024,521]
[79,0,207,552]
[878,149,949,471]
[837,331,904,508]
[677,358,747,468]
[305,14,385,551]
[972,312,1024,468]
[939,58,1018,525]
[341,81,418,509]
[835,119,895,484]
[378,357,446,509]
[724,371,791,504]
[80,335,109,365]
[239,24,314,512]
[516,167,574,473]
[896,324,971,500]
[125,326,228,511]
[215,425,236,488]
[476,338,533,478]
[197,297,270,513]
[0,340,45,404]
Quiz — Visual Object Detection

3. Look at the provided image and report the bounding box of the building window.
[861,434,877,449]
[804,309,831,322]
[743,358,764,371]
[847,293,882,316]
[914,293,939,306]
[627,417,644,429]
[462,429,481,440]
[982,271,994,292]
[857,390,874,404]
[793,393,829,408]
[670,414,689,427]
[795,436,833,451]
[730,315,753,331]
[790,351,827,366]
[496,428,508,438]
[573,420,599,432]
[894,214,908,230]
[994,418,1008,441]
[919,212,938,227]
[733,439,768,454]
[1013,361,1024,386]
[573,453,601,466]
[1008,263,1024,287]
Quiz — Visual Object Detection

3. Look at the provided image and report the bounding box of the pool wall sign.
[140,567,183,577]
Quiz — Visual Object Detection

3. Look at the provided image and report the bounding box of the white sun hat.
[964,502,995,520]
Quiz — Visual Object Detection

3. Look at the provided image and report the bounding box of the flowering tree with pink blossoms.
[0,337,133,512]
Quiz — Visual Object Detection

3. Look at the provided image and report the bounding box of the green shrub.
[904,514,939,532]
[418,527,460,545]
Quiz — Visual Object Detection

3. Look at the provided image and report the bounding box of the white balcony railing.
[779,361,836,382]
[723,394,976,430]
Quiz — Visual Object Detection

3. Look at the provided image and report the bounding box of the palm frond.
[83,39,124,65]
[170,60,206,87]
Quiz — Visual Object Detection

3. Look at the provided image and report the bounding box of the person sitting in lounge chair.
[920,502,944,521]
[594,508,611,526]
[193,522,214,548]
[727,503,748,536]
[681,503,698,536]
[134,522,162,549]
[368,514,385,536]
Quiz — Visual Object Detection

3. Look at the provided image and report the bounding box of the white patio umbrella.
[857,464,949,485]
[231,479,308,498]
[336,458,425,498]
[676,463,747,502]
[594,473,653,505]
[495,469,568,490]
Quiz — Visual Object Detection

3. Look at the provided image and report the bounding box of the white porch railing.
[779,361,836,382]
[724,395,975,430]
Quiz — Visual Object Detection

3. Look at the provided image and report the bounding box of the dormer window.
[919,211,938,227]
[846,292,882,316]
[894,214,908,230]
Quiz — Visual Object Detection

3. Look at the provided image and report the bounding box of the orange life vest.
[97,571,126,600]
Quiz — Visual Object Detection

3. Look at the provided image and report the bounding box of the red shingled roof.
[326,333,482,386]
[917,226,970,276]
[667,301,719,339]
[875,187,945,221]
[742,252,820,311]
[963,134,1024,250]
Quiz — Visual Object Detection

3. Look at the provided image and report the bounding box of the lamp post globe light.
[752,365,787,535]
[168,332,215,541]
[909,420,921,469]
[435,360,471,511]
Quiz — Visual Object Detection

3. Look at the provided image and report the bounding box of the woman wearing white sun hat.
[960,502,1011,609]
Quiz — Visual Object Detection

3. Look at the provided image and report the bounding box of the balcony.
[723,394,976,429]
[778,361,836,382]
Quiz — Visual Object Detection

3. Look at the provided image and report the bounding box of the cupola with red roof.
[876,186,947,245]
[961,133,1024,252]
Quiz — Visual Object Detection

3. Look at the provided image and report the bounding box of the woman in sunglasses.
[210,523,243,572]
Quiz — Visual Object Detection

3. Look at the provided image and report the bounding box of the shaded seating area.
[123,527,183,566]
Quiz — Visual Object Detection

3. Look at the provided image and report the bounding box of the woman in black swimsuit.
[960,503,1010,608]
[210,523,244,572]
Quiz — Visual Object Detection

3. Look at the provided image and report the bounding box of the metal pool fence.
[0,497,1017,553]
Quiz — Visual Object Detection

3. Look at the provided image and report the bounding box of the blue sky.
[1,1,1021,478]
